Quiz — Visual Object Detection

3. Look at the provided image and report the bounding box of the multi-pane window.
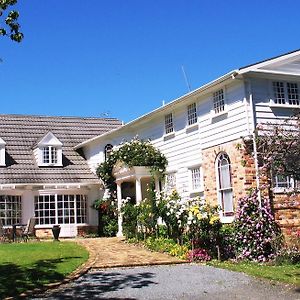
[165,173,176,190]
[104,144,113,160]
[0,195,22,226]
[273,81,299,105]
[216,153,234,217]
[42,146,58,164]
[191,167,201,190]
[165,113,174,134]
[213,89,225,114]
[287,83,299,105]
[273,175,300,190]
[35,195,56,225]
[35,194,87,225]
[187,103,197,126]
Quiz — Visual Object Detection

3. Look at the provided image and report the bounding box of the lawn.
[0,241,89,298]
[208,260,300,286]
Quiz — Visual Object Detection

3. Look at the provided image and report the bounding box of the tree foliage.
[0,0,23,42]
[96,137,167,191]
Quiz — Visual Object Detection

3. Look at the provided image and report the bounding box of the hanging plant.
[96,137,168,192]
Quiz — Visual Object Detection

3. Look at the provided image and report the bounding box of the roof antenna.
[181,65,191,92]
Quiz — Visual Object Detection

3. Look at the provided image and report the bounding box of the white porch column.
[116,181,123,237]
[154,178,160,193]
[135,176,142,205]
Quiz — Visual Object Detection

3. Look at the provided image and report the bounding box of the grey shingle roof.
[0,114,122,184]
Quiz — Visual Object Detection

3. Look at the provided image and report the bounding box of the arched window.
[104,144,113,160]
[216,153,234,217]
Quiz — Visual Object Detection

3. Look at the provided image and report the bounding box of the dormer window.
[36,132,62,167]
[43,146,58,164]
[0,138,6,166]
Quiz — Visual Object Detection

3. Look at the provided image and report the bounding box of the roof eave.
[74,69,239,150]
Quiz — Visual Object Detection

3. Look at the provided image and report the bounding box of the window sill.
[189,189,204,195]
[185,123,199,132]
[273,187,299,194]
[210,109,228,121]
[269,103,300,108]
[163,132,175,140]
[220,215,234,223]
[38,163,63,167]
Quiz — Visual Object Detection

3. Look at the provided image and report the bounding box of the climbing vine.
[96,137,168,192]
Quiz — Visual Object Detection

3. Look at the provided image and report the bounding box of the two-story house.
[76,49,300,237]
[0,50,299,238]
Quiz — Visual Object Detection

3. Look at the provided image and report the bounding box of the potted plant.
[52,225,61,241]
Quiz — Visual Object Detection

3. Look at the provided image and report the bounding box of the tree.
[0,0,23,42]
[255,110,300,187]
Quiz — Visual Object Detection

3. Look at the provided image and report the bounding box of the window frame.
[213,89,226,115]
[271,81,300,106]
[164,113,174,135]
[187,103,198,126]
[34,193,87,226]
[42,146,58,165]
[165,172,176,192]
[215,153,234,222]
[272,174,300,193]
[104,144,113,161]
[189,166,202,193]
[0,195,22,226]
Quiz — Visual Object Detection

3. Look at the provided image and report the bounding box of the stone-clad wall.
[202,138,300,240]
[202,139,256,208]
[273,193,300,239]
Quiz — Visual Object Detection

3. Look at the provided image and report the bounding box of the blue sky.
[0,0,299,122]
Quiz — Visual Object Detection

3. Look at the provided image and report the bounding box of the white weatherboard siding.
[250,76,300,126]
[198,81,250,149]
[84,79,249,199]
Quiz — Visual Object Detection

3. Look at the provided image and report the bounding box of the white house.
[0,50,299,238]
[0,115,121,237]
[76,49,300,237]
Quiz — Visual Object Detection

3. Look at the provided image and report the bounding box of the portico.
[112,163,160,237]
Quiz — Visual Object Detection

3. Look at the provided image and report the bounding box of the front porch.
[112,164,161,237]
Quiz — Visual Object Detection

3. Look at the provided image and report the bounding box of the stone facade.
[273,193,300,240]
[202,138,256,208]
[202,138,300,240]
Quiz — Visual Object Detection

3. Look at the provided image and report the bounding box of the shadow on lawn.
[42,270,157,299]
[0,256,81,299]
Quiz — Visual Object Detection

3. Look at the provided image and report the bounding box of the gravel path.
[32,264,299,300]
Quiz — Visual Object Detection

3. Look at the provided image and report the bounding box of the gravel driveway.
[32,264,299,300]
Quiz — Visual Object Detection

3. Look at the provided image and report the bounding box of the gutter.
[75,69,239,150]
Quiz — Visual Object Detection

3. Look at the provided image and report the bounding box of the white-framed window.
[216,153,234,218]
[272,81,300,105]
[191,167,202,191]
[34,194,87,225]
[37,132,62,166]
[187,103,197,126]
[165,173,176,191]
[164,113,174,134]
[273,174,300,190]
[42,146,58,164]
[213,89,225,114]
[104,144,113,160]
[0,195,22,226]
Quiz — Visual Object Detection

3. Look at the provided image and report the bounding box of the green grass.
[208,260,300,286]
[0,241,89,298]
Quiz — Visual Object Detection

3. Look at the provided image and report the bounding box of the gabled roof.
[0,114,122,184]
[0,138,6,146]
[76,49,300,149]
[36,131,63,147]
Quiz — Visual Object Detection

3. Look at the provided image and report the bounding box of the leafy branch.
[0,0,23,42]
